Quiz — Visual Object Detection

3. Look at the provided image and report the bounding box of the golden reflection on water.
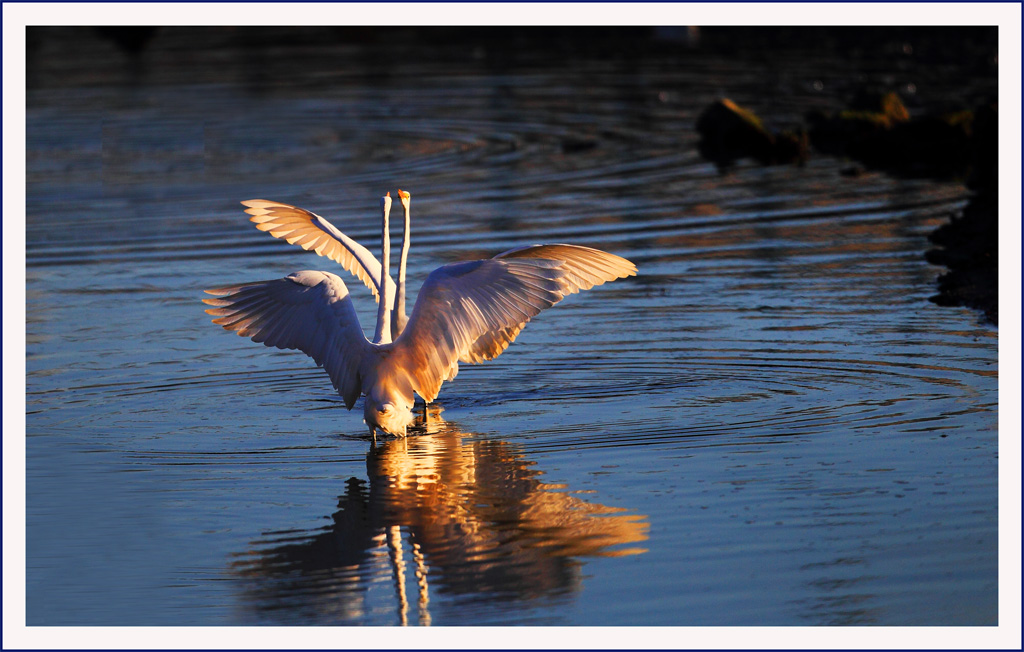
[231,410,649,625]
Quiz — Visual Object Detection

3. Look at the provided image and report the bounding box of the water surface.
[24,28,998,627]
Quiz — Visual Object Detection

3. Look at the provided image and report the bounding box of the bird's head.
[397,189,411,211]
[363,393,415,437]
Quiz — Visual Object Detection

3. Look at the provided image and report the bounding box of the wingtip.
[616,254,638,278]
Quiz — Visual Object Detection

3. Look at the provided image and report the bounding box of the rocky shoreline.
[697,93,999,325]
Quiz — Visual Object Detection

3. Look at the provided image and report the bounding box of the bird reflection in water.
[230,410,649,625]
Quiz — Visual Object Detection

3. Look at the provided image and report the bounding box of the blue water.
[22,27,998,628]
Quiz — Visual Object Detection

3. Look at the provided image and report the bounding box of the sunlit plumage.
[205,192,636,437]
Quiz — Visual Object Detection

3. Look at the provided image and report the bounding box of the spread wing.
[242,200,397,306]
[391,259,570,402]
[460,244,637,363]
[203,270,370,409]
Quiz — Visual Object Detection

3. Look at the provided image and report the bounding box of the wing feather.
[203,270,369,409]
[391,259,570,402]
[459,244,637,364]
[494,243,637,293]
[242,200,397,307]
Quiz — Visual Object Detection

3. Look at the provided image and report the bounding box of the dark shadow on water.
[229,409,649,625]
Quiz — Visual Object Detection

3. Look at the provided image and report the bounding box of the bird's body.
[205,192,636,437]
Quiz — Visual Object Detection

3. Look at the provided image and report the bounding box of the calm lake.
[23,27,999,628]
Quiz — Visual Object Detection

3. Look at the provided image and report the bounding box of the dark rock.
[924,103,998,324]
[809,90,987,181]
[774,129,810,167]
[697,99,808,170]
[926,192,998,325]
[807,91,910,160]
[967,101,998,193]
[847,89,911,122]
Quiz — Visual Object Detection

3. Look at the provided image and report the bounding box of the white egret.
[205,192,637,437]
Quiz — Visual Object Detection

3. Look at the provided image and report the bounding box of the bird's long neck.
[374,194,393,344]
[394,196,410,333]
